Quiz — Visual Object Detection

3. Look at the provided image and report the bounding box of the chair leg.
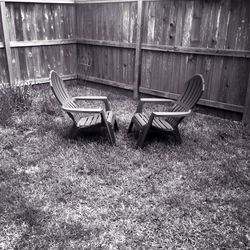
[114,120,119,132]
[109,123,116,145]
[104,122,115,146]
[136,130,143,148]
[69,124,79,139]
[173,128,182,144]
[136,125,150,148]
[128,120,134,133]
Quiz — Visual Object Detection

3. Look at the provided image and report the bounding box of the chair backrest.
[49,70,77,121]
[49,70,71,105]
[168,74,205,127]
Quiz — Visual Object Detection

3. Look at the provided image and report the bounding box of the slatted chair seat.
[134,113,174,131]
[77,111,114,128]
[128,74,205,148]
[49,70,118,145]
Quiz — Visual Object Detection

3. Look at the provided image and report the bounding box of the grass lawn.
[0,82,249,249]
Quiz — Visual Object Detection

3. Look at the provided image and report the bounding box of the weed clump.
[0,82,32,126]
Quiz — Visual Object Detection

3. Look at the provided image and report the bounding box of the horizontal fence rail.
[1,39,76,48]
[75,0,173,3]
[3,0,75,3]
[77,38,250,59]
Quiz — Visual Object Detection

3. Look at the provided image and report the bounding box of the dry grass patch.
[0,83,249,249]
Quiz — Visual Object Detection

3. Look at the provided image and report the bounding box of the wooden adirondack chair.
[128,74,205,148]
[49,70,119,145]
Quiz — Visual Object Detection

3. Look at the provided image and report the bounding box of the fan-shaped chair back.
[49,70,77,109]
[49,70,79,123]
[168,74,205,127]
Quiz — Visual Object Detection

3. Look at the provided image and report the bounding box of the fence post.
[243,72,250,126]
[0,1,14,84]
[133,0,143,99]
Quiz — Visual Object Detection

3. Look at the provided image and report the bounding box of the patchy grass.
[0,83,249,249]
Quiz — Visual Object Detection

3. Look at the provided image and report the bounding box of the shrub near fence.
[0,0,249,124]
[0,82,32,126]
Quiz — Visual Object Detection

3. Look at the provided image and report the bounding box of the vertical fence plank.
[243,73,250,125]
[1,1,14,84]
[133,0,142,99]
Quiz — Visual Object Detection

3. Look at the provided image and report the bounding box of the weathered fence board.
[142,0,250,50]
[76,2,137,43]
[243,74,250,124]
[133,0,142,98]
[0,5,3,42]
[1,1,14,83]
[78,45,134,86]
[0,49,8,83]
[11,44,76,82]
[140,51,249,108]
[7,3,75,41]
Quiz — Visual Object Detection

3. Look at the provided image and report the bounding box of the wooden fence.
[76,0,250,124]
[0,0,76,85]
[0,0,249,124]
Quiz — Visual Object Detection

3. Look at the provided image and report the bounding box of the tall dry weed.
[0,82,32,126]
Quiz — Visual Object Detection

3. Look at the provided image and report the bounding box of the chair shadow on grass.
[60,122,180,147]
[127,129,181,148]
[61,124,115,145]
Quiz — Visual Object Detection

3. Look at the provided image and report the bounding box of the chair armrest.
[152,110,191,117]
[62,106,103,114]
[72,96,108,101]
[72,96,111,111]
[140,98,176,103]
[136,98,176,113]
